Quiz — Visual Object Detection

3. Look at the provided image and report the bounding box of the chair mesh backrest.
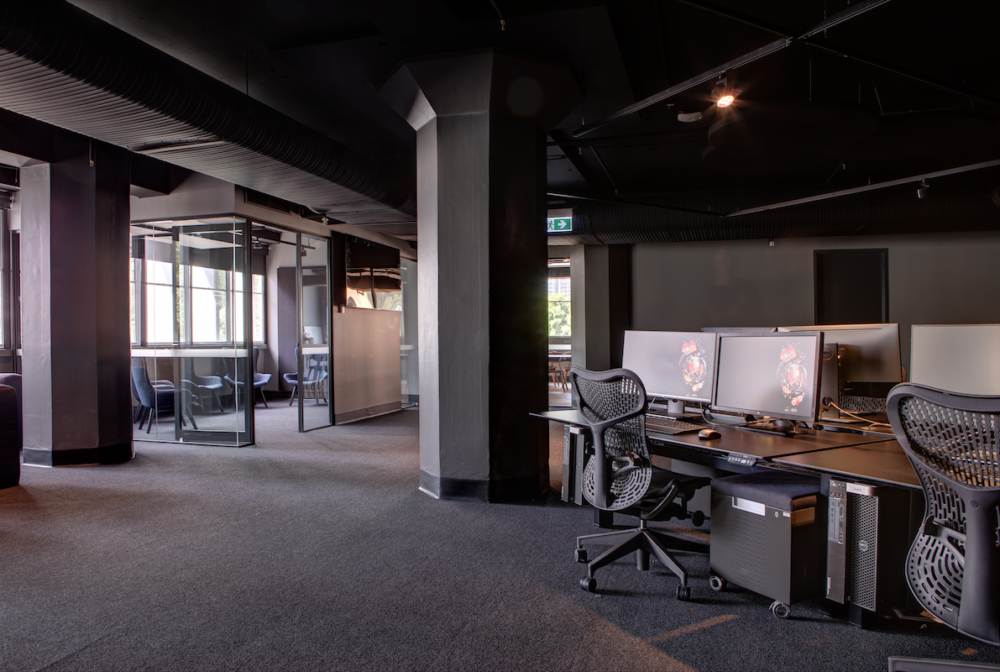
[888,384,1000,644]
[571,368,650,511]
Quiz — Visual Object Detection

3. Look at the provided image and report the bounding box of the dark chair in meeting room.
[223,350,271,408]
[253,347,272,407]
[283,347,329,406]
[887,384,1000,646]
[188,373,224,413]
[569,366,710,600]
[131,367,197,433]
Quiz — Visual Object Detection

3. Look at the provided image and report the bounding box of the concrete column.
[571,244,632,371]
[381,50,580,501]
[20,139,133,466]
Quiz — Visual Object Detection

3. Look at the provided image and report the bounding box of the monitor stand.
[666,399,686,417]
[736,417,798,437]
[649,398,700,419]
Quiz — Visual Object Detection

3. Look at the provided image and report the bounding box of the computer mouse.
[698,428,721,440]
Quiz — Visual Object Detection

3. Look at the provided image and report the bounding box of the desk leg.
[594,509,613,528]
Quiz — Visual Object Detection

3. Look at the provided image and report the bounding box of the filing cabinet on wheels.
[709,471,826,618]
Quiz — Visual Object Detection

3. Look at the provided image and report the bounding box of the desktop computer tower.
[561,425,586,505]
[825,478,913,627]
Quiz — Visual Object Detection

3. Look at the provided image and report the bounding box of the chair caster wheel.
[575,548,588,563]
[709,575,726,592]
[676,585,691,601]
[691,511,705,527]
[580,577,597,592]
[770,601,791,619]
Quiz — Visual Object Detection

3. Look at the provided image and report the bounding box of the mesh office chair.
[887,384,1000,645]
[570,366,709,600]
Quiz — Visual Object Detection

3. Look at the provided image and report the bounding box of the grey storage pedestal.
[709,471,825,619]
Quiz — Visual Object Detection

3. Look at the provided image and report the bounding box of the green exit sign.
[547,217,572,233]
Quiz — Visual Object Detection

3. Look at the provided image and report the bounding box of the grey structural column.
[381,49,580,501]
[571,244,632,371]
[20,138,133,466]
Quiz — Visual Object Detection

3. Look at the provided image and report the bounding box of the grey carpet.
[1,407,997,671]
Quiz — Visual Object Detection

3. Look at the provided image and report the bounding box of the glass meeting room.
[129,217,336,445]
[129,216,259,446]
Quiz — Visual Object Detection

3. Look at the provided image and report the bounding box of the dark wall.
[630,231,1000,372]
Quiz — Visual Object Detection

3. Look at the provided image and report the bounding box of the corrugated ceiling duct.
[551,172,1000,245]
[0,2,415,226]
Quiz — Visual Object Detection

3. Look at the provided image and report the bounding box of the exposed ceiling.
[10,1,1000,242]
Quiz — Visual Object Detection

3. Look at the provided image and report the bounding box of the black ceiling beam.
[549,129,614,191]
[725,158,1000,218]
[548,191,722,217]
[677,0,1000,111]
[571,0,890,138]
[547,128,710,148]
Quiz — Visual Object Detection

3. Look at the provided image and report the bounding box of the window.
[136,258,265,346]
[129,256,136,345]
[191,266,229,343]
[548,261,571,337]
[233,272,265,343]
[146,259,184,344]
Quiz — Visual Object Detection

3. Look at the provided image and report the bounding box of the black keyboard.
[644,415,704,435]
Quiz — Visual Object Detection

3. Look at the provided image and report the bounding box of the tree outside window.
[548,276,571,337]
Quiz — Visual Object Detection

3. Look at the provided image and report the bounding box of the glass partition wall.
[130,217,254,446]
[298,233,332,431]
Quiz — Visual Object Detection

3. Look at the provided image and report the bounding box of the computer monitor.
[622,331,718,414]
[712,332,823,425]
[910,324,1000,395]
[701,326,777,333]
[778,323,902,384]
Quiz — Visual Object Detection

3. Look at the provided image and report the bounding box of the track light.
[711,76,738,108]
[917,180,930,199]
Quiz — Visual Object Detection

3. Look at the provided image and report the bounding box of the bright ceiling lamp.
[711,76,738,108]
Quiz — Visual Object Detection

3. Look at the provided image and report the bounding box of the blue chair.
[189,373,224,413]
[253,347,272,408]
[223,350,271,408]
[283,347,328,406]
[131,367,197,433]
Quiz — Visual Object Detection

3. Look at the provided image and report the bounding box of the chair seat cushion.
[711,471,820,511]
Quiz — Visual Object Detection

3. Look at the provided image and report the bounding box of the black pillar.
[381,49,581,501]
[20,139,133,466]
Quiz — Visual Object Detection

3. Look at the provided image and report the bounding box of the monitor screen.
[712,332,823,422]
[622,331,718,404]
[910,324,1000,395]
[778,323,902,383]
[701,326,777,333]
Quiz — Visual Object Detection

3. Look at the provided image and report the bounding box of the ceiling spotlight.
[677,111,703,123]
[710,76,739,108]
[917,180,930,199]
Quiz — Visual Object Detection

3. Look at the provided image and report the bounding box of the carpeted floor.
[1,406,997,671]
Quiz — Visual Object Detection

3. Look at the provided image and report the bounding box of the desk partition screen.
[910,324,1000,395]
[712,332,823,422]
[622,331,718,404]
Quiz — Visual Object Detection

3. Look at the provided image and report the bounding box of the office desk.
[646,423,891,468]
[773,440,919,490]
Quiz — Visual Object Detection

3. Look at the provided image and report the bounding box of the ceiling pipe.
[572,0,891,138]
[548,191,722,217]
[726,158,1000,217]
[0,2,416,225]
